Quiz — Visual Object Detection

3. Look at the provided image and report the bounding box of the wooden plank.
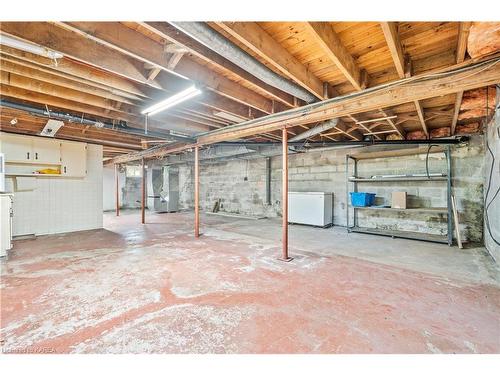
[451,22,472,134]
[413,100,429,137]
[141,22,296,107]
[0,45,147,100]
[58,22,275,114]
[380,22,405,78]
[215,22,325,100]
[197,58,500,144]
[305,22,362,90]
[0,23,153,85]
[0,59,137,105]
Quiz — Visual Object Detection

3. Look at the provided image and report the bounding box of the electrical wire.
[483,85,500,246]
[425,144,439,179]
[199,57,500,137]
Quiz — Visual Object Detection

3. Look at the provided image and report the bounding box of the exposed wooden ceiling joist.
[451,22,473,135]
[197,58,500,144]
[305,22,365,91]
[140,22,296,108]
[214,22,325,100]
[55,22,276,114]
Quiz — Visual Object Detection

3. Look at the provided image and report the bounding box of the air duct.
[169,22,318,103]
[289,119,339,142]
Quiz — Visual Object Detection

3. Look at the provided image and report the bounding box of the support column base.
[277,257,294,262]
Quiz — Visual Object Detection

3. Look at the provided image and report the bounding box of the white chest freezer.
[288,192,333,227]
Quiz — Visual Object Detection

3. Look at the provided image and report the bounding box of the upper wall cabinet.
[32,137,62,164]
[60,141,87,177]
[0,133,34,163]
[0,132,87,177]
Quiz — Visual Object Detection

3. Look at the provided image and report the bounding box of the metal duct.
[169,22,318,103]
[289,119,339,142]
[0,99,195,143]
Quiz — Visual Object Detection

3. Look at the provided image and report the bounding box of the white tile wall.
[8,144,103,236]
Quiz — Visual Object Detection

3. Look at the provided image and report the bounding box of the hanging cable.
[483,85,500,246]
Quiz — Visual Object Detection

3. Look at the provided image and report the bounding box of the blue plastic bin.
[349,192,376,207]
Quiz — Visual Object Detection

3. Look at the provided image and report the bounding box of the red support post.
[141,158,145,224]
[280,127,292,261]
[194,146,200,238]
[115,163,120,217]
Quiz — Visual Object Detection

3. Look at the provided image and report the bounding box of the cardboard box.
[391,192,407,209]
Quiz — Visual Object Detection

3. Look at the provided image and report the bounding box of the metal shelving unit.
[345,146,453,245]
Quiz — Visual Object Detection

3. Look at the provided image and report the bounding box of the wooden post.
[280,127,292,261]
[115,163,120,217]
[194,146,200,238]
[141,158,145,224]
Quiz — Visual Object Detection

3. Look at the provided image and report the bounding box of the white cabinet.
[0,133,33,163]
[288,192,333,227]
[61,141,87,177]
[0,194,13,256]
[32,137,61,164]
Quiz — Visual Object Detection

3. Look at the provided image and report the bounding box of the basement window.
[126,165,142,178]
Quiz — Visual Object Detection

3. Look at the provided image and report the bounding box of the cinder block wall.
[177,136,485,243]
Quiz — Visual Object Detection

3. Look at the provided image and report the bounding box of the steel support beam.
[115,164,120,217]
[194,146,200,238]
[280,128,292,262]
[141,158,146,224]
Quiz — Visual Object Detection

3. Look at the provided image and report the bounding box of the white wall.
[5,144,103,236]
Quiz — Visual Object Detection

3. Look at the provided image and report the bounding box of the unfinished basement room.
[1,3,500,368]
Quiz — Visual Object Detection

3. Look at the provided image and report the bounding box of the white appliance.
[288,192,333,227]
[0,194,14,257]
[147,166,179,213]
[0,153,5,192]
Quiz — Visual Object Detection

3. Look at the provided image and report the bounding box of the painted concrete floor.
[1,210,499,354]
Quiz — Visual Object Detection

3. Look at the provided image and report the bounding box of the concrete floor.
[1,209,499,354]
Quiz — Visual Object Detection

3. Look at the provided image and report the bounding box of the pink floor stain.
[1,211,499,354]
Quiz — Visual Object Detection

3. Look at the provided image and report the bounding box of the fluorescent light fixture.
[213,111,246,123]
[142,86,202,116]
[0,34,63,60]
[40,119,64,137]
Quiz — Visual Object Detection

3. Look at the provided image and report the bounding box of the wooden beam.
[166,52,184,70]
[451,22,473,134]
[413,101,429,137]
[109,58,500,163]
[1,84,211,134]
[380,22,405,78]
[0,45,147,100]
[305,22,362,91]
[57,22,275,114]
[141,22,296,107]
[0,59,137,105]
[215,22,325,100]
[197,58,500,144]
[0,23,154,86]
[457,22,473,64]
[378,109,406,139]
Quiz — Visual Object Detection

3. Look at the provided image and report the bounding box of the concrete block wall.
[174,136,485,243]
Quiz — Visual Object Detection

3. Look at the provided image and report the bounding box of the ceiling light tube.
[142,86,202,116]
[0,34,64,60]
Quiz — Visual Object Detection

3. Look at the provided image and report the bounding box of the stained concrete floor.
[1,209,499,354]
